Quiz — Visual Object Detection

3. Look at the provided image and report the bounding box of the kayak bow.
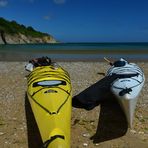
[27,64,72,148]
[106,58,145,128]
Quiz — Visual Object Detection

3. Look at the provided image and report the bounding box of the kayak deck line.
[43,135,65,148]
[112,81,143,91]
[110,72,144,93]
[31,85,71,97]
[27,93,53,115]
[107,64,144,76]
[27,89,71,115]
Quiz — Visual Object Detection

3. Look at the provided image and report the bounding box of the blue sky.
[0,0,148,42]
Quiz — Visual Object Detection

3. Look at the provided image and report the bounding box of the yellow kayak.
[27,64,72,148]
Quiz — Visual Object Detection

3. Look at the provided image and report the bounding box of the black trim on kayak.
[112,83,142,90]
[110,71,144,96]
[28,66,69,77]
[130,77,142,84]
[31,86,70,97]
[29,65,65,75]
[28,69,70,82]
[57,90,71,114]
[28,72,70,84]
[28,93,52,115]
[108,68,142,75]
[42,135,65,148]
[111,73,139,79]
[107,67,143,76]
[28,88,71,115]
[56,86,71,96]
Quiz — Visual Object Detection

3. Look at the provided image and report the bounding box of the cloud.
[53,0,66,4]
[43,13,54,21]
[0,0,8,7]
[29,0,34,3]
[43,15,51,20]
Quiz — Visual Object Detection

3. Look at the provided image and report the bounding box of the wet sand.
[0,61,147,148]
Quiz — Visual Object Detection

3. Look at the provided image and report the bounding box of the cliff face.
[0,17,57,44]
[0,33,56,44]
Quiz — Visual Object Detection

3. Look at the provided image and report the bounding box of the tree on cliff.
[0,17,50,37]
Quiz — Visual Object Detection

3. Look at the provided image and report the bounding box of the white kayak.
[106,58,145,128]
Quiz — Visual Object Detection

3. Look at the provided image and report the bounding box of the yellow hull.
[27,65,72,148]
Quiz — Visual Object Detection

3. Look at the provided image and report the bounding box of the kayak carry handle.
[119,88,132,96]
[42,135,65,148]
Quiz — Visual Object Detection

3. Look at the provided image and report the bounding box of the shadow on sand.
[72,76,128,143]
[25,94,43,148]
[25,75,128,146]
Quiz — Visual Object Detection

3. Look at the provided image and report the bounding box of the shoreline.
[0,44,148,62]
[0,52,148,62]
[0,57,148,62]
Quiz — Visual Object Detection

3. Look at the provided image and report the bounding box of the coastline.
[0,61,147,147]
[0,42,148,62]
[0,52,148,62]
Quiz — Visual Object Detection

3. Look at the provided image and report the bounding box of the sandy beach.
[0,61,148,148]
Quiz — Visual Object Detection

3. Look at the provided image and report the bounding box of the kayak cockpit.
[33,80,66,87]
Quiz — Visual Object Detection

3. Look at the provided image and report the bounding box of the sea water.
[0,42,148,61]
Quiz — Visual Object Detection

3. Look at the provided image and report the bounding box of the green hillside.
[0,17,49,37]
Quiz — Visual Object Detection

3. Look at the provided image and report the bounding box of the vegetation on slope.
[0,17,49,37]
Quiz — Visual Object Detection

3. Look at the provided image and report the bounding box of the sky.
[0,0,148,42]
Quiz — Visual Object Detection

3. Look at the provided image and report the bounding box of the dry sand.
[0,61,147,148]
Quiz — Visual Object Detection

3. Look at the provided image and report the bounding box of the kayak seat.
[33,80,66,87]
